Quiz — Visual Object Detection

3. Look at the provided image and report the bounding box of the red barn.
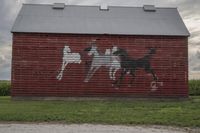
[11,3,190,99]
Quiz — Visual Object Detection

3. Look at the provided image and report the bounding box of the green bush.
[0,81,11,96]
[189,80,200,96]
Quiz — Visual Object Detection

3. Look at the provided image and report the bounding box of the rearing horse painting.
[113,48,157,87]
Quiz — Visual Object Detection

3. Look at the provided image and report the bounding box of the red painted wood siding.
[11,33,188,98]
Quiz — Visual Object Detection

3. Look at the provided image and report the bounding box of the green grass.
[0,96,200,127]
[0,80,200,127]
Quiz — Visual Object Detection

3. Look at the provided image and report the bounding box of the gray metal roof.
[11,4,190,36]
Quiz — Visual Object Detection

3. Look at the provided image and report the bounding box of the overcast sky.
[0,0,200,80]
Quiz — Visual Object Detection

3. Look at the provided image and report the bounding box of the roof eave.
[11,31,190,37]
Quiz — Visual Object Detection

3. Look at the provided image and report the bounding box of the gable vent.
[100,4,109,11]
[143,5,156,12]
[52,3,65,9]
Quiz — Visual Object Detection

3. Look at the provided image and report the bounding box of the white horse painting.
[57,45,81,80]
[84,45,120,82]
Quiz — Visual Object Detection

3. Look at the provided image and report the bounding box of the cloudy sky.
[0,0,200,80]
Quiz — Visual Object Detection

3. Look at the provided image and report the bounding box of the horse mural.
[56,41,160,90]
[113,48,157,87]
[57,45,81,80]
[84,43,121,82]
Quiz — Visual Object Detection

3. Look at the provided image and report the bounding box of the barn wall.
[11,33,188,98]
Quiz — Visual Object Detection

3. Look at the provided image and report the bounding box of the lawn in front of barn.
[0,96,200,127]
[0,80,200,127]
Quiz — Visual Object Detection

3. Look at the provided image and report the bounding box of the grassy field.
[0,80,200,127]
[0,96,200,127]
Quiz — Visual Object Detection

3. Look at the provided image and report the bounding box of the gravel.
[0,123,199,133]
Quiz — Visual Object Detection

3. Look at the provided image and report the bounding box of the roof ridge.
[22,3,177,9]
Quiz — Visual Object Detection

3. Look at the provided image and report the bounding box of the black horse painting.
[113,48,157,87]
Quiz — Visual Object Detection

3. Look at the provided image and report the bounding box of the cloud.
[189,45,200,72]
[0,44,11,80]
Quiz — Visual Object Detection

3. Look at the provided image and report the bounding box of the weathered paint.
[11,33,188,98]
